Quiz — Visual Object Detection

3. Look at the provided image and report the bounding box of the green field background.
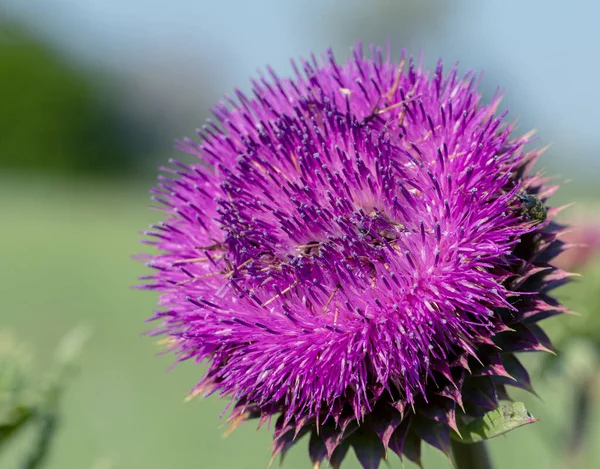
[2,175,598,469]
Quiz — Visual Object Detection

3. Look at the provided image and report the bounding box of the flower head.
[140,44,570,468]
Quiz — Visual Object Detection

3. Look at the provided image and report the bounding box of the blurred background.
[2,1,600,468]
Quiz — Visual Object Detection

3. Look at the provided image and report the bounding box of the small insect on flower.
[517,193,548,224]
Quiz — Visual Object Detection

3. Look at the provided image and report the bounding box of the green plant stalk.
[564,371,597,468]
[450,439,493,469]
[20,412,59,469]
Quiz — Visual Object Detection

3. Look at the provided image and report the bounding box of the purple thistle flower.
[139,43,571,468]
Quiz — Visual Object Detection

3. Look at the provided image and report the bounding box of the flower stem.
[450,440,493,469]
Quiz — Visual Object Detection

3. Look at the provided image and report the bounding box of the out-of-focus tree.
[0,19,154,176]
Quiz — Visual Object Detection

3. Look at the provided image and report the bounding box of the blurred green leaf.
[0,334,36,448]
[0,328,89,467]
[45,326,90,400]
[453,402,538,444]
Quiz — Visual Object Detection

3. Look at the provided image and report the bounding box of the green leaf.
[452,402,538,444]
[0,333,37,448]
[0,326,89,459]
[0,407,33,447]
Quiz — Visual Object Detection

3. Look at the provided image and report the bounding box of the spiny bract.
[139,43,571,468]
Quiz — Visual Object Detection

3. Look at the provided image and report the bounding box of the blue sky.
[5,0,600,173]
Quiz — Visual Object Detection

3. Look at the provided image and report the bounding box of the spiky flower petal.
[139,44,570,468]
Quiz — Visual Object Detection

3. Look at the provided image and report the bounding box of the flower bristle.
[139,43,570,468]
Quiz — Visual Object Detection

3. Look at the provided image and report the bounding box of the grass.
[1,174,597,469]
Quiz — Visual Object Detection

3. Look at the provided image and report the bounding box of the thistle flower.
[140,44,570,468]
